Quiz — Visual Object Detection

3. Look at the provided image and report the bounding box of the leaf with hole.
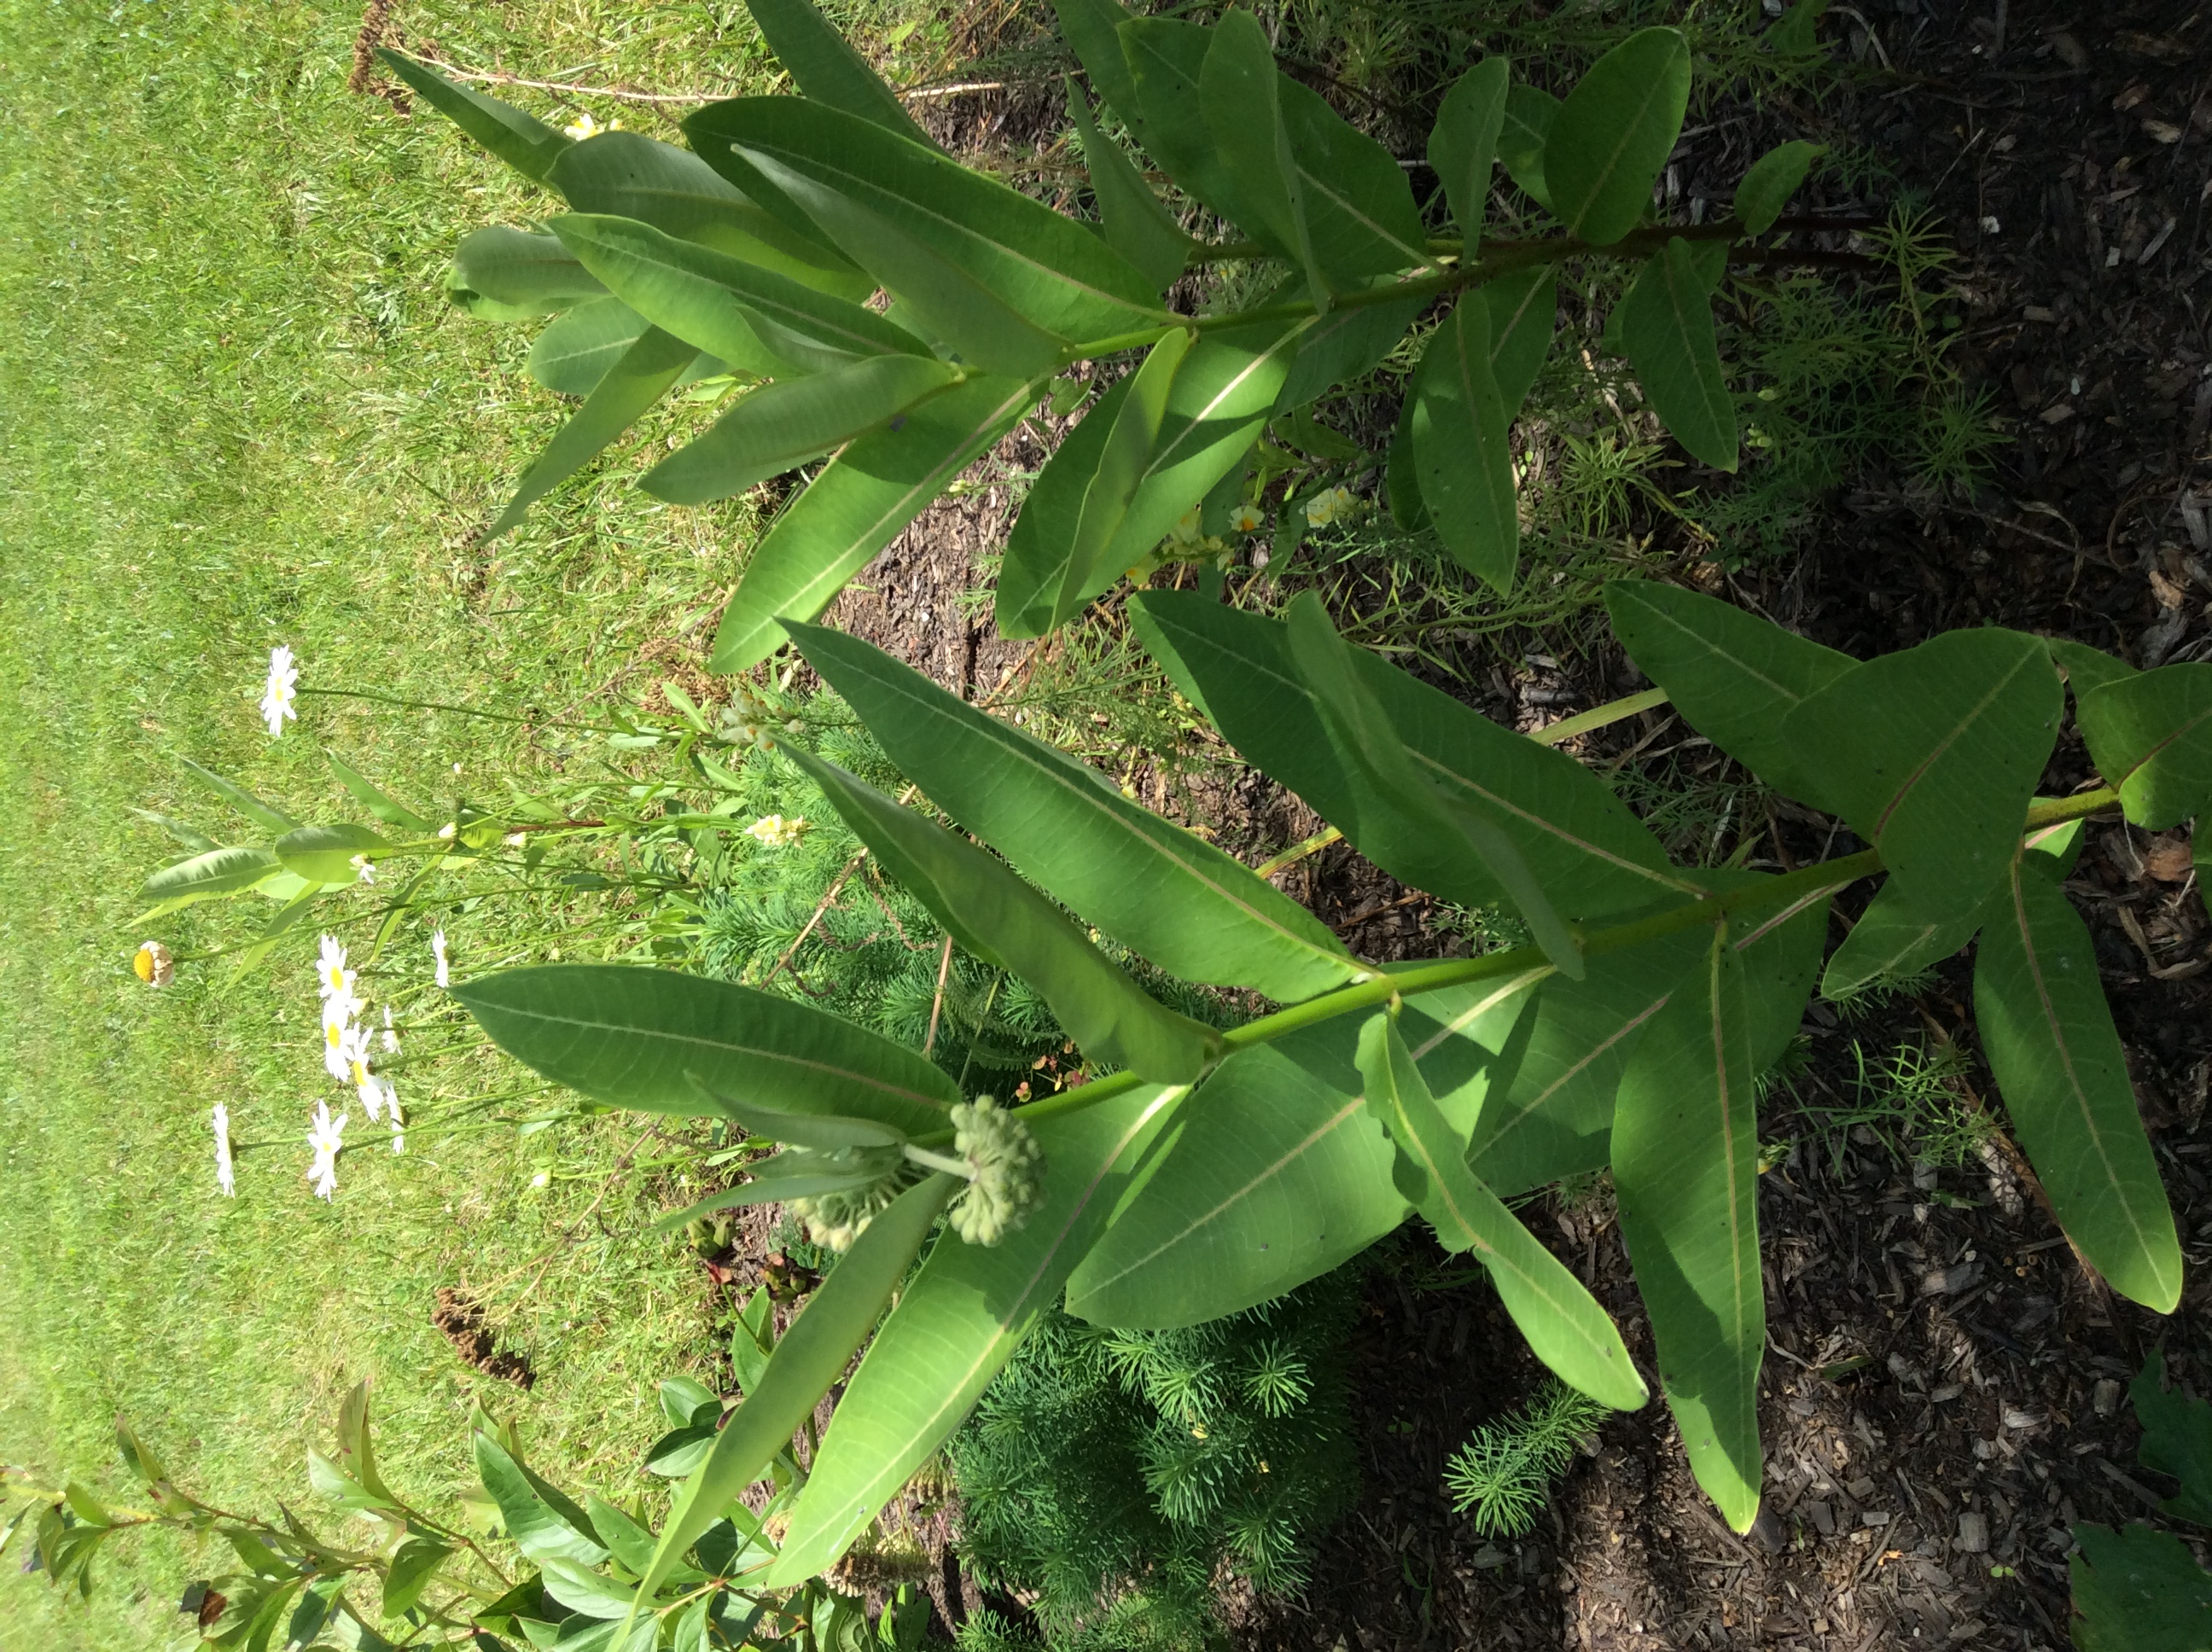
[709,371,1041,671]
[1974,856,2180,1312]
[1544,27,1690,247]
[454,963,955,1135]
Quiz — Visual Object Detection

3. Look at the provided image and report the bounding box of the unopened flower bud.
[946,1096,1045,1246]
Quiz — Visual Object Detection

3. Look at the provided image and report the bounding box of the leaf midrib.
[1871,647,2040,841]
[855,664,1359,980]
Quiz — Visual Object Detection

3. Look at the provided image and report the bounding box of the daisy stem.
[295,684,637,736]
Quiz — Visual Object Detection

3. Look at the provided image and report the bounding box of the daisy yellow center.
[133,949,156,982]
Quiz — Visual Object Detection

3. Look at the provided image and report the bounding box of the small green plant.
[950,1275,1358,1650]
[1796,1035,1994,1172]
[1444,1379,1607,1539]
[2069,1352,2212,1649]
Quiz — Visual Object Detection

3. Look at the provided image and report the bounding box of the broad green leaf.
[1131,591,1694,924]
[693,98,1164,345]
[453,963,956,1134]
[1603,580,1856,804]
[1617,240,1737,470]
[1287,594,1580,974]
[178,754,297,834]
[1067,86,1190,294]
[643,357,959,505]
[584,1498,661,1579]
[542,1557,639,1620]
[487,324,700,541]
[1051,329,1193,625]
[1733,141,1824,235]
[325,751,432,834]
[710,372,1040,671]
[1358,1014,1645,1410]
[1767,0,1831,57]
[2132,1351,2212,1524]
[548,130,868,298]
[1468,922,1710,1194]
[1429,58,1509,257]
[376,49,570,183]
[381,1538,451,1620]
[660,1376,721,1428]
[1975,857,2181,1311]
[1386,389,1425,531]
[744,0,935,147]
[1497,84,1557,206]
[1120,19,1267,230]
[1545,27,1691,247]
[998,315,1303,636]
[1277,73,1430,278]
[786,747,1220,1082]
[136,846,280,916]
[335,1378,393,1504]
[1203,11,1329,305]
[2077,664,2212,829]
[1051,0,1139,119]
[272,823,393,883]
[553,212,931,375]
[527,298,652,397]
[789,620,1360,1003]
[446,227,607,321]
[2049,636,2136,702]
[628,1175,953,1629]
[1412,295,1519,590]
[1275,283,1424,412]
[689,1080,905,1149]
[770,1083,1187,1579]
[1066,1027,1406,1326]
[2069,1522,2212,1650]
[1611,927,1765,1532]
[476,1434,608,1567]
[1485,265,1557,415]
[1784,628,2060,924]
[1819,878,1976,1002]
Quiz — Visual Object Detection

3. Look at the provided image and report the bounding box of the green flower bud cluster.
[946,1096,1045,1246]
[716,688,802,753]
[785,1150,913,1254]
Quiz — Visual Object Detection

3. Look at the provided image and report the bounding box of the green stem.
[297,684,636,736]
[1016,786,2127,1129]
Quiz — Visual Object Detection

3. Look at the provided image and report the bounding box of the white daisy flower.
[306,1101,346,1201]
[744,813,809,849]
[561,112,620,142]
[350,853,376,885]
[133,939,175,986]
[381,1005,399,1056]
[431,929,451,989]
[260,645,300,739]
[389,1112,405,1155]
[322,1001,358,1084]
[212,1103,236,1198]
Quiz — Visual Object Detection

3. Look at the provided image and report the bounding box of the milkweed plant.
[78,0,2207,1643]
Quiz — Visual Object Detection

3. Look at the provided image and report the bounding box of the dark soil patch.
[433,1285,538,1388]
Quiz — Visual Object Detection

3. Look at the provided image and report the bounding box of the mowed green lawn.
[0,3,882,1640]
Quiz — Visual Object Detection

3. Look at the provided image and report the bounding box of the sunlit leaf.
[377,49,571,183]
[1545,27,1690,247]
[2076,663,2212,829]
[1429,58,1509,256]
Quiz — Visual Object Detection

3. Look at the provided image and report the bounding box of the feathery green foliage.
[1443,1378,1607,1538]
